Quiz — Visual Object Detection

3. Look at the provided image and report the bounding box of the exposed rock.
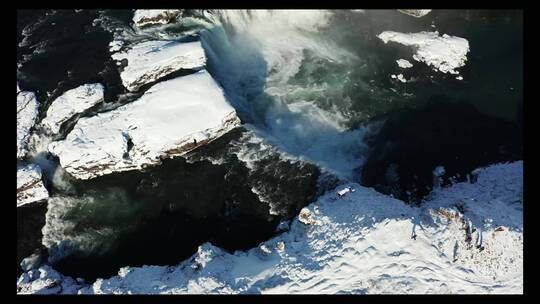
[17,91,40,159]
[298,207,316,225]
[49,70,241,180]
[132,9,183,28]
[111,40,206,92]
[41,83,104,136]
[378,31,469,75]
[17,163,49,207]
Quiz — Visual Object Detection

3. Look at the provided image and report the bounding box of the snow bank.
[17,265,80,294]
[17,90,40,159]
[41,83,104,136]
[111,40,206,91]
[17,163,49,207]
[49,70,241,180]
[378,31,469,75]
[18,161,522,294]
[132,10,183,28]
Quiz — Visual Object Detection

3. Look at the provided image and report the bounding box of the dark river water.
[16,9,522,281]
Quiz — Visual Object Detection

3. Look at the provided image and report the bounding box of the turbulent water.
[16,9,523,281]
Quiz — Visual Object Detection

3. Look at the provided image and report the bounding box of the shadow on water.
[359,98,522,204]
[17,9,125,115]
[49,128,320,281]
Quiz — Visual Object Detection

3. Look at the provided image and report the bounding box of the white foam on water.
[201,10,372,179]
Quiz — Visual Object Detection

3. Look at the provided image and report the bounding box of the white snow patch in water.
[396,59,413,68]
[391,74,407,83]
[378,31,469,75]
[108,40,124,53]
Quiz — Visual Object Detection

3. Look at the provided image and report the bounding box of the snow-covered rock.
[20,253,43,272]
[40,83,104,136]
[398,9,432,18]
[17,163,49,207]
[17,91,39,159]
[378,31,470,75]
[111,40,206,92]
[17,161,522,294]
[337,187,351,197]
[298,207,317,225]
[132,9,183,28]
[17,265,82,295]
[391,74,407,83]
[396,59,413,69]
[49,70,241,180]
[108,40,123,53]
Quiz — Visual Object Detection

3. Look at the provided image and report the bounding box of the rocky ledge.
[40,83,105,136]
[17,163,49,207]
[48,70,241,180]
[111,40,206,92]
[132,10,183,28]
[17,90,40,159]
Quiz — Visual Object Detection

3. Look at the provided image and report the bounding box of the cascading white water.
[38,9,383,268]
[200,10,378,179]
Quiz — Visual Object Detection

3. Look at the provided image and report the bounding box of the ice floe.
[378,31,469,75]
[396,59,413,69]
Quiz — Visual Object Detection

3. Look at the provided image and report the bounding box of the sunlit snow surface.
[40,83,104,136]
[17,161,522,294]
[17,90,39,159]
[16,163,49,207]
[48,70,240,180]
[132,9,183,28]
[378,31,470,75]
[111,40,206,92]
